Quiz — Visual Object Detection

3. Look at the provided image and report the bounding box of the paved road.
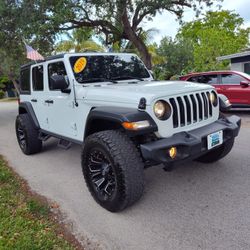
[1,102,250,250]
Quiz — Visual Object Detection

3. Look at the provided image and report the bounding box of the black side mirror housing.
[240,81,250,88]
[218,94,232,112]
[50,75,69,90]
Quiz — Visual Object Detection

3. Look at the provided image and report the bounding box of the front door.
[220,73,250,106]
[43,60,76,139]
[43,60,90,142]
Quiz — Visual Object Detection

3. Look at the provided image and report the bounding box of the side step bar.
[57,139,72,150]
[38,132,51,141]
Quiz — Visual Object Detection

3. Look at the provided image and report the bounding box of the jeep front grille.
[169,92,213,128]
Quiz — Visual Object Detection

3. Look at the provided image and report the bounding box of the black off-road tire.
[15,114,42,155]
[81,130,144,212]
[196,138,235,163]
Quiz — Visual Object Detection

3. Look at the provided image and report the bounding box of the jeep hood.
[79,80,214,105]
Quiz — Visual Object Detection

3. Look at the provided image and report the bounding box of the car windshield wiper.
[111,76,144,81]
[80,78,117,84]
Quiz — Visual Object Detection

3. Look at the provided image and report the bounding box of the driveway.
[0,101,250,250]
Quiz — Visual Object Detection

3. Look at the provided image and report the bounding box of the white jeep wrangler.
[16,53,241,212]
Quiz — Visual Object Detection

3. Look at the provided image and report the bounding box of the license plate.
[207,130,223,150]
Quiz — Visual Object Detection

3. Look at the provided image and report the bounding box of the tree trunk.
[121,10,152,69]
[8,75,20,96]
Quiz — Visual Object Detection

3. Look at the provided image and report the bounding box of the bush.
[170,75,180,80]
[0,90,5,99]
[0,83,6,89]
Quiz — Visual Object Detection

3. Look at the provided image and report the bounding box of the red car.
[180,71,250,108]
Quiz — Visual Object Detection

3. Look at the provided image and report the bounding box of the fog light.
[169,147,177,159]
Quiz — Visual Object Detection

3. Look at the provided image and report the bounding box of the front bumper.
[140,115,241,165]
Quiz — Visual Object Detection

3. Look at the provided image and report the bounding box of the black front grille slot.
[201,92,208,119]
[170,98,178,128]
[196,93,203,120]
[190,94,197,123]
[177,97,185,126]
[184,96,191,124]
[207,92,212,117]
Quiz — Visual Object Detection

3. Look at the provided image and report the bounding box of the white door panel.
[30,64,49,130]
[44,93,91,141]
[43,60,90,142]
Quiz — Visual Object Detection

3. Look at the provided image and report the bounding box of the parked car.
[180,71,250,108]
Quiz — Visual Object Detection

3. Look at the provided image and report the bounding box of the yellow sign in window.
[73,57,87,73]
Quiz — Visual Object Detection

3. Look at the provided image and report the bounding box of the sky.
[144,0,250,44]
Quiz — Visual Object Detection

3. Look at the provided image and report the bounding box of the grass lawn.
[0,156,82,250]
[0,97,18,102]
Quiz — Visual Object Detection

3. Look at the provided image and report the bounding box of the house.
[217,49,250,74]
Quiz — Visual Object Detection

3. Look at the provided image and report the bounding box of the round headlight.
[153,100,171,120]
[209,91,218,107]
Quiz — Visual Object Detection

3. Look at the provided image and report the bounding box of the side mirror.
[240,81,249,88]
[218,94,231,112]
[50,75,69,91]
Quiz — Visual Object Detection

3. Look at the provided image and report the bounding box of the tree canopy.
[153,37,194,79]
[44,0,221,69]
[177,10,250,72]
[0,0,55,93]
[55,28,104,53]
[2,1,250,90]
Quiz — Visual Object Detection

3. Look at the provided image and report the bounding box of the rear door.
[30,64,49,129]
[220,73,250,106]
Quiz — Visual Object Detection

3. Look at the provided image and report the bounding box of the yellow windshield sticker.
[73,57,87,73]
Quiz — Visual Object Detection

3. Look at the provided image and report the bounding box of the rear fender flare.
[18,102,40,129]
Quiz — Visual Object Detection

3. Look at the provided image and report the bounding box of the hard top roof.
[20,52,136,69]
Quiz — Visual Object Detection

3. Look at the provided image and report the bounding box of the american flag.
[25,44,44,61]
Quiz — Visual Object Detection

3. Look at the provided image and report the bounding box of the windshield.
[69,54,150,83]
[240,72,250,79]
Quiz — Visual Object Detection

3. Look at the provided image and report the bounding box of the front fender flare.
[85,106,158,138]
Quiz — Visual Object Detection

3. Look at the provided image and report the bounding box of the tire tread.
[16,114,42,155]
[82,130,144,212]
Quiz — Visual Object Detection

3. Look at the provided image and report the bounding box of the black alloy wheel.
[15,114,42,155]
[86,148,116,201]
[16,123,27,151]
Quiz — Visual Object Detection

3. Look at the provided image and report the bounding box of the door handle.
[44,100,54,104]
[31,99,37,102]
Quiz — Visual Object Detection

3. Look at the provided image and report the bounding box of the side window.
[197,75,218,84]
[244,63,250,74]
[20,68,31,94]
[32,65,44,91]
[221,74,245,85]
[48,61,68,90]
[188,76,199,82]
